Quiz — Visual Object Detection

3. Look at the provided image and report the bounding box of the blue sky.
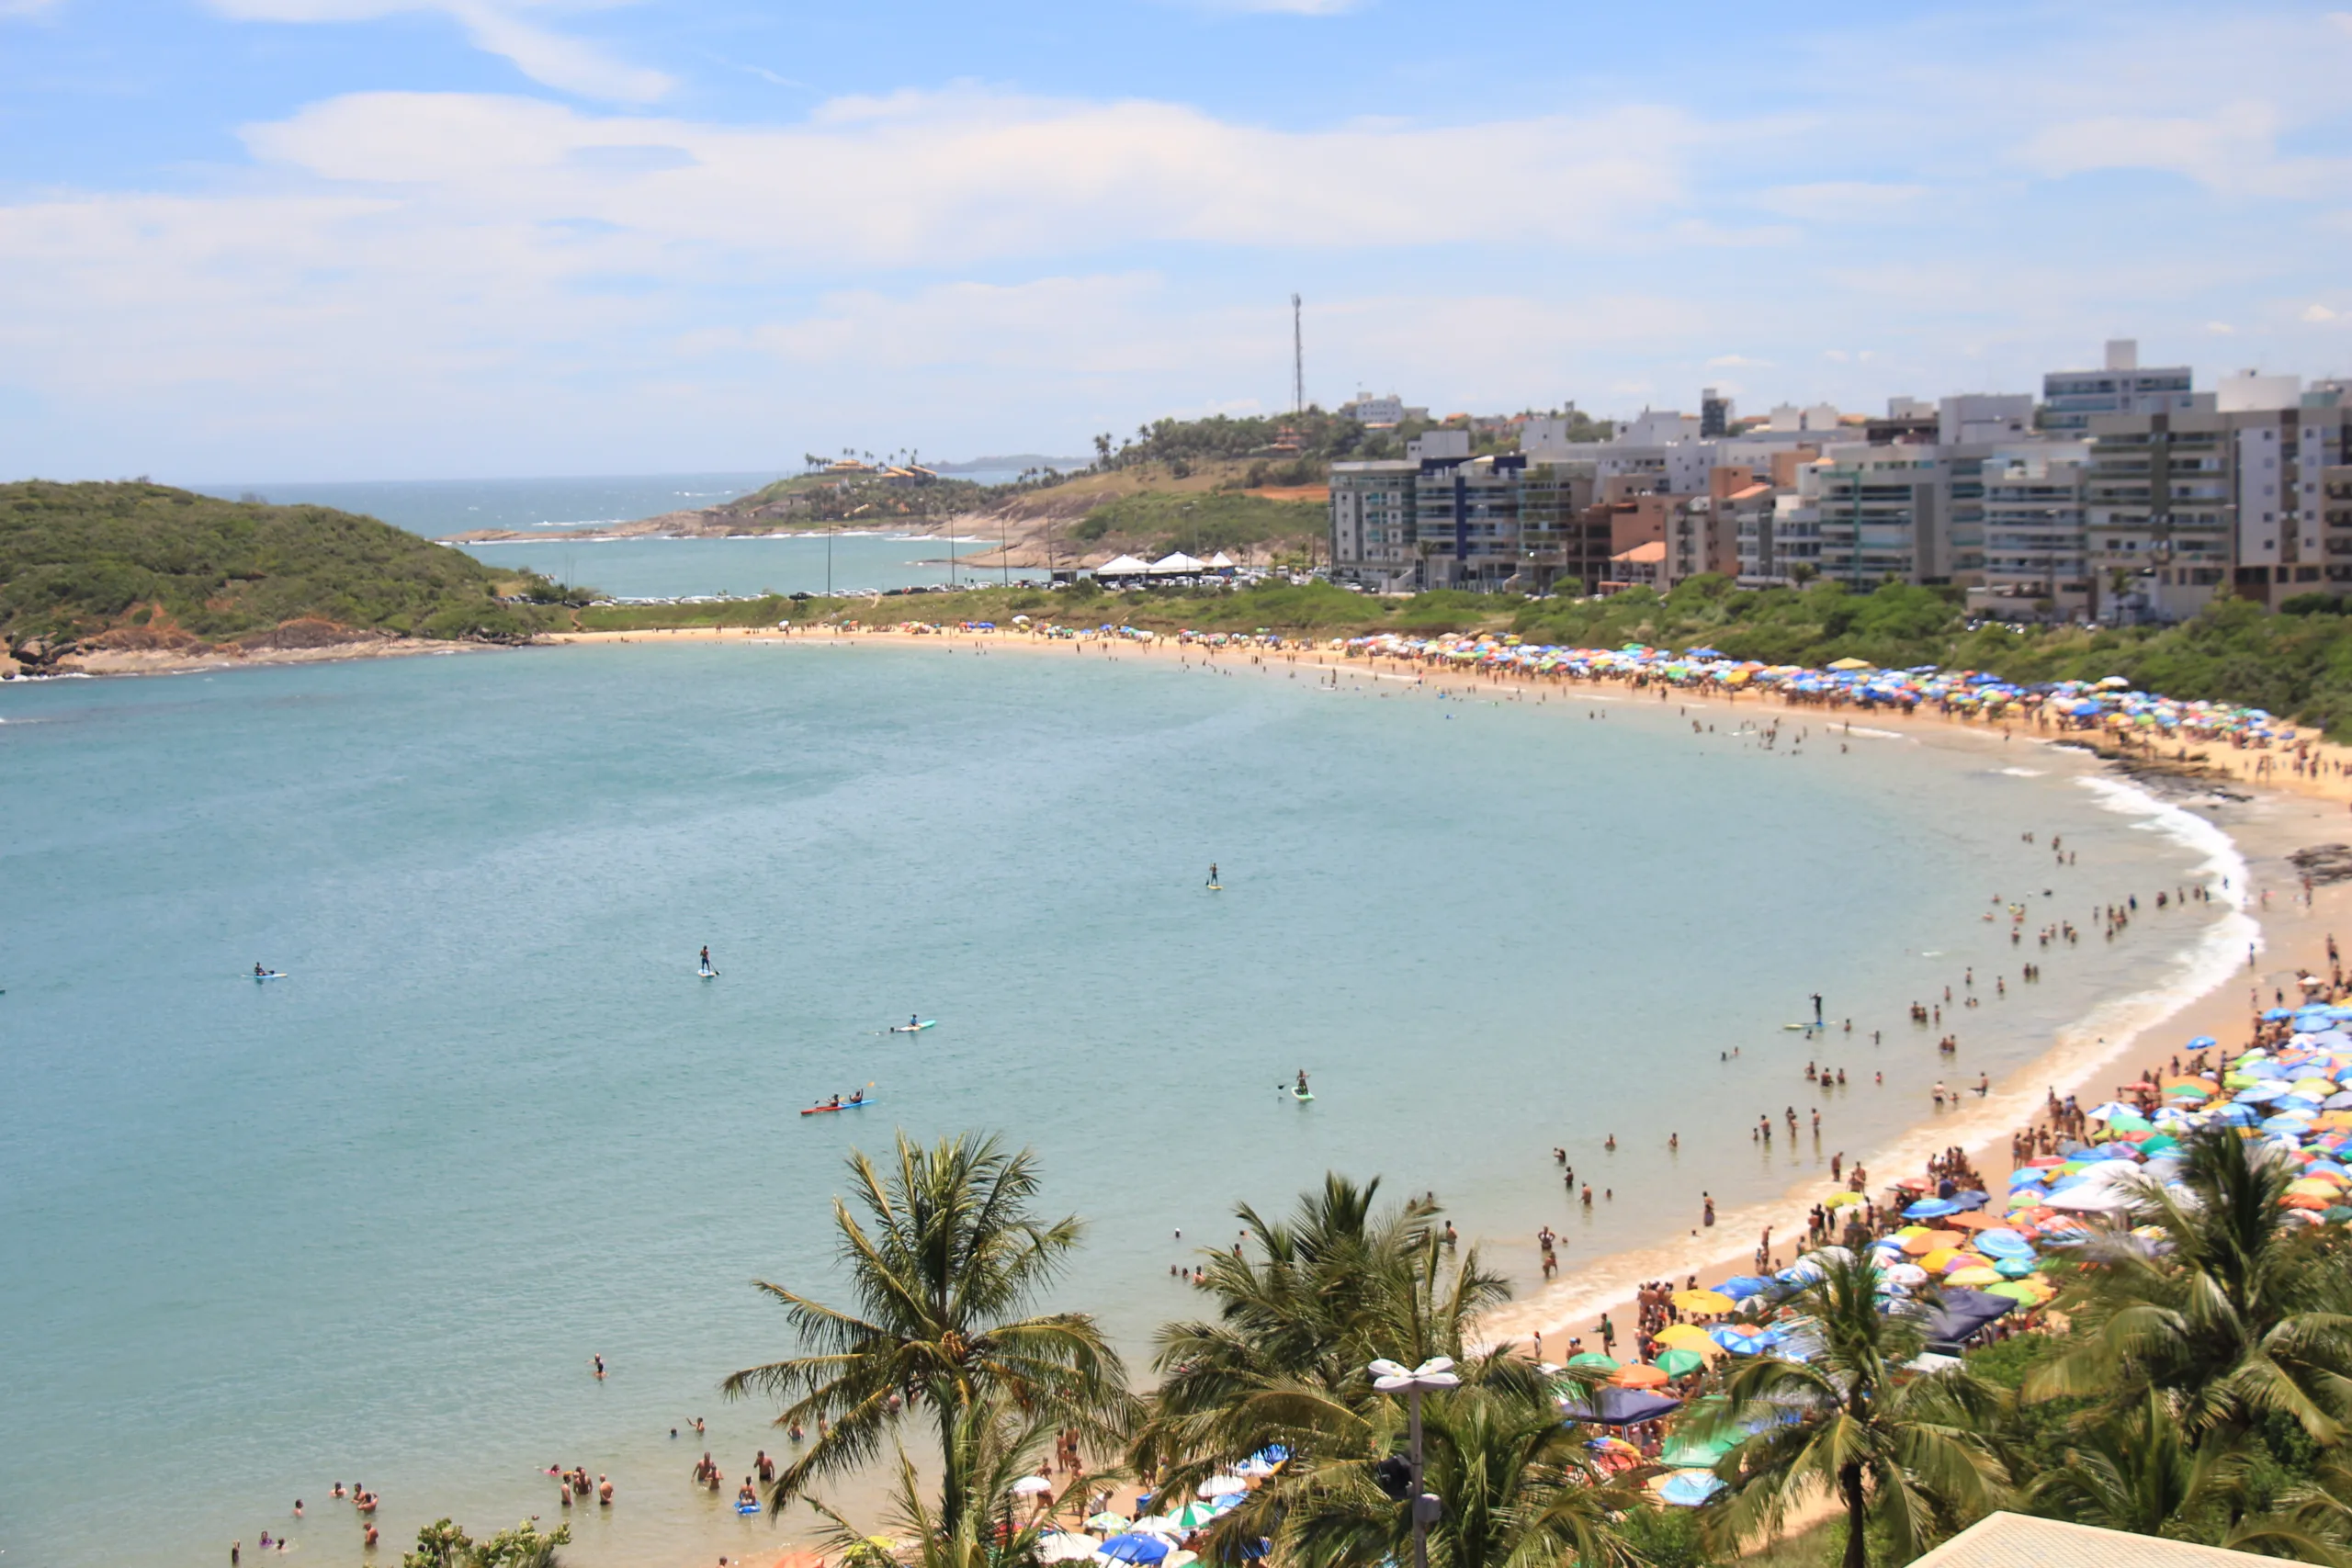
[3,0,2350,481]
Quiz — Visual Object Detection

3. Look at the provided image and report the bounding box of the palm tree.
[2023,1125,2352,1444]
[808,1393,1095,1568]
[1134,1177,1510,1497]
[2026,1390,2327,1554]
[1236,1376,1646,1568]
[723,1133,1135,1530]
[1704,1253,2006,1568]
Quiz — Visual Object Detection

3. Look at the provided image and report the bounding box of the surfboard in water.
[249,972,288,981]
[888,1020,937,1033]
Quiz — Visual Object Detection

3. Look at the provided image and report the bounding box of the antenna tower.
[1291,293,1304,414]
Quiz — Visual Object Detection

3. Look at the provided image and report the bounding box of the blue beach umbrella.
[1658,1471,1725,1507]
[2237,1082,2291,1102]
[1905,1198,1960,1218]
[2188,1035,2218,1050]
[1102,1538,1171,1564]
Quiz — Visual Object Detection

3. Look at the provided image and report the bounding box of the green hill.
[0,479,560,668]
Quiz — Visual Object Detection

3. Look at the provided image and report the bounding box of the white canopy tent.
[1148,552,1207,574]
[1094,554,1151,578]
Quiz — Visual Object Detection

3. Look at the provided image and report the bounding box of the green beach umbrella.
[1994,1258,2037,1278]
[2106,1113,2153,1134]
[1566,1351,1619,1370]
[2327,1206,2352,1224]
[1986,1282,2041,1303]
[1656,1348,1707,1378]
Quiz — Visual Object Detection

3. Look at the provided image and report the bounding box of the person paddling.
[1207,863,1220,887]
[254,962,266,977]
[700,945,715,976]
[1295,1069,1310,1096]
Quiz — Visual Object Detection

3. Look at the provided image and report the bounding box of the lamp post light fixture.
[1369,1357,1458,1568]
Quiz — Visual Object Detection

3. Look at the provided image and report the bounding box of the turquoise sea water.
[0,643,2228,1568]
[458,532,1005,601]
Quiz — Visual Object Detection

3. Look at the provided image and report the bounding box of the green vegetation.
[400,1517,567,1568]
[0,480,566,664]
[721,1133,1135,1532]
[1070,490,1326,557]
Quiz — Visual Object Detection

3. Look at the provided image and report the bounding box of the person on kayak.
[910,1014,920,1030]
[826,1094,841,1110]
[847,1089,865,1106]
[254,962,266,976]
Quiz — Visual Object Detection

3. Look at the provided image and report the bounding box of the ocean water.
[458,533,1012,602]
[192,473,793,536]
[192,466,1061,543]
[0,644,2230,1568]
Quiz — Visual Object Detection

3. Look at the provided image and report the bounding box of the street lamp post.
[1369,1356,1458,1568]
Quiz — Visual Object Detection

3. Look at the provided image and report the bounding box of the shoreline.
[536,622,2352,1364]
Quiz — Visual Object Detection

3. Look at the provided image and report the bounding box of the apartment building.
[1415,454,1595,592]
[2042,340,2197,434]
[1328,459,1421,590]
[2080,378,2352,619]
[1973,446,2091,619]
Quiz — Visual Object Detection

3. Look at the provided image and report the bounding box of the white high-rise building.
[2041,339,2197,433]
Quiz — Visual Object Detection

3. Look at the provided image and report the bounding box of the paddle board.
[888,1020,937,1033]
[698,968,718,979]
[799,1097,878,1116]
[1292,1089,1314,1103]
[1207,883,1223,892]
[249,971,288,981]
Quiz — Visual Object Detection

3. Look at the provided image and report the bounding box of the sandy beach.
[540,618,2352,1362]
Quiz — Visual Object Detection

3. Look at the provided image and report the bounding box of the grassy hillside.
[1069,489,1326,558]
[0,479,561,665]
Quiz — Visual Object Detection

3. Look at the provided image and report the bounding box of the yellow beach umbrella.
[1673,1290,1736,1314]
[1825,1191,1867,1207]
[1654,1324,1714,1351]
[1947,1267,2003,1286]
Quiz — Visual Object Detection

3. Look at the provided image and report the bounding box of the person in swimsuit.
[254,962,266,976]
[847,1089,864,1105]
[700,946,713,974]
[1208,863,1219,886]
[1295,1069,1309,1095]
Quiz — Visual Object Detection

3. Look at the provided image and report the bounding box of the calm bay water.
[458,533,1009,602]
[0,643,2224,1568]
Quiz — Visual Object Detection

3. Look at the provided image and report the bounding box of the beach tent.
[1923,1288,2016,1354]
[1148,552,1207,575]
[1207,552,1237,570]
[1559,1386,1684,1426]
[1096,555,1152,578]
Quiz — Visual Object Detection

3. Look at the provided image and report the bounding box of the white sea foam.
[1476,772,2256,1352]
[1846,726,1912,740]
[1999,766,2046,777]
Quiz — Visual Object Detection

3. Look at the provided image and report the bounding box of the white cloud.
[236,88,1704,266]
[2208,321,2238,335]
[2304,303,2341,323]
[1755,181,1928,221]
[1706,354,1770,368]
[203,0,673,101]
